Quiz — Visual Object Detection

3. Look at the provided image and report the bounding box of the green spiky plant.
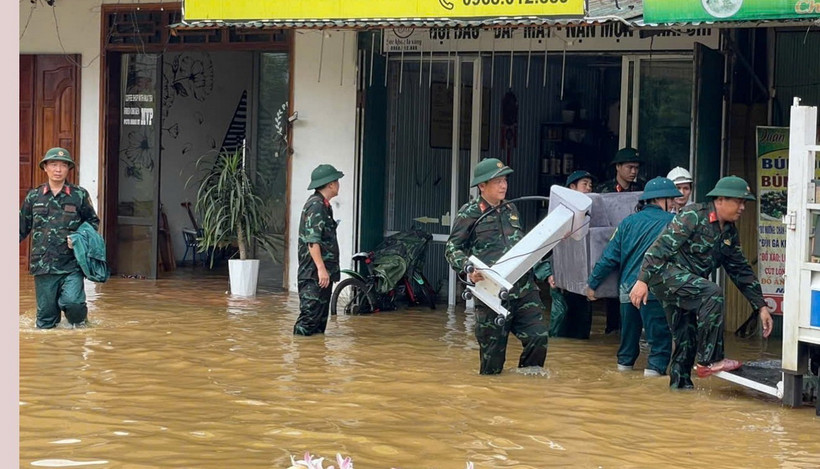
[190,147,280,265]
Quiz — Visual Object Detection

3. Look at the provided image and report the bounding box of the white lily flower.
[336,453,353,469]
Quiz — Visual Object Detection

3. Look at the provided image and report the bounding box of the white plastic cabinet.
[781,97,820,407]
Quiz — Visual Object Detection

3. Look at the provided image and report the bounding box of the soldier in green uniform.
[586,177,680,377]
[20,147,100,329]
[596,147,645,194]
[597,147,644,335]
[293,164,344,336]
[630,176,774,389]
[545,170,595,339]
[445,158,549,375]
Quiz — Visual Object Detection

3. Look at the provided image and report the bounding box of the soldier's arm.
[722,230,766,310]
[19,192,33,243]
[445,207,476,273]
[637,210,697,283]
[80,191,100,231]
[588,226,623,291]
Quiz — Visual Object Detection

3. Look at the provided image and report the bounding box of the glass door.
[621,55,694,181]
[384,55,483,305]
[116,53,161,279]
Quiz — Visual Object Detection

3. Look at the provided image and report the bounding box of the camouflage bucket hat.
[705,175,756,201]
[566,170,595,187]
[470,158,513,187]
[39,147,75,169]
[308,164,345,190]
[639,176,683,201]
[610,147,641,165]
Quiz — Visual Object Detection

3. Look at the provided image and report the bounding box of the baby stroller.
[330,229,437,315]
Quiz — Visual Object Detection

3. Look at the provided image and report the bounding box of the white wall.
[289,30,359,292]
[19,0,103,203]
[20,6,361,289]
[18,0,160,208]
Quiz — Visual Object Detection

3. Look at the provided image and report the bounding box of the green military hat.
[39,147,75,169]
[566,170,595,187]
[470,158,513,187]
[307,164,344,190]
[610,147,641,165]
[639,176,683,201]
[705,175,756,201]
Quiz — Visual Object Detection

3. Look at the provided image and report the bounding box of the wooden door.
[19,55,81,266]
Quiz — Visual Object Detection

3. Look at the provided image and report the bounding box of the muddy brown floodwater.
[19,268,820,468]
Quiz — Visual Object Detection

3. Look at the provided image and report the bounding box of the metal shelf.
[803,263,820,272]
[798,326,820,345]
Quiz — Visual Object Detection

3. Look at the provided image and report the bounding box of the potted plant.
[190,144,280,296]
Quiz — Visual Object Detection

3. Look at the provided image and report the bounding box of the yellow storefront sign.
[184,0,585,21]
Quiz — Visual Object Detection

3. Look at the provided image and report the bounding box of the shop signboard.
[757,126,820,315]
[756,126,789,315]
[645,0,820,24]
[383,25,719,53]
[184,0,585,21]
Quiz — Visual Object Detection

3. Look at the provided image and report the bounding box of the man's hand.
[759,306,773,338]
[317,266,330,289]
[547,275,556,289]
[629,280,649,308]
[468,270,484,283]
[66,236,74,250]
[585,286,597,301]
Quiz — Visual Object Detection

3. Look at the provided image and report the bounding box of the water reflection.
[19,269,819,468]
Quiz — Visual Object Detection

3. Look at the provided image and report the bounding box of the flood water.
[19,267,820,468]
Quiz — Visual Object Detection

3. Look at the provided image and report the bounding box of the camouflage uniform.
[20,182,100,328]
[294,191,340,336]
[637,202,766,388]
[536,257,591,339]
[445,197,549,375]
[588,204,674,374]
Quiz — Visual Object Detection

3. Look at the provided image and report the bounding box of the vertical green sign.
[645,0,820,23]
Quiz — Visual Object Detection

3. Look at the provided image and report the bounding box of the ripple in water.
[31,460,109,467]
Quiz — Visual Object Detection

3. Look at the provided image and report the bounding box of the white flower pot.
[228,259,260,296]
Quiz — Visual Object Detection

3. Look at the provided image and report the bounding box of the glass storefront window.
[255,52,290,263]
[117,53,161,277]
[638,60,694,179]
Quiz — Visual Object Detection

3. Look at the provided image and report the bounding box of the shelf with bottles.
[540,121,594,173]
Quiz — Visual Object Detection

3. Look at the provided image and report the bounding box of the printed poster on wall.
[756,126,789,315]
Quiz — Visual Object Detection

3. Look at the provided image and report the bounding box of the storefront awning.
[172,2,819,32]
[172,0,644,31]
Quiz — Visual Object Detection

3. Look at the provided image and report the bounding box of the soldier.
[597,147,644,194]
[586,177,680,377]
[544,170,595,339]
[20,147,100,329]
[597,148,644,335]
[666,166,694,213]
[629,176,774,389]
[293,164,344,336]
[445,158,549,375]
